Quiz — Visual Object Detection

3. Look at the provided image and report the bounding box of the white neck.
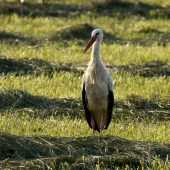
[91,40,102,64]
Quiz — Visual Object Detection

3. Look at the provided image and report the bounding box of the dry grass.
[1,55,170,77]
[1,130,170,169]
[0,55,83,76]
[0,89,169,121]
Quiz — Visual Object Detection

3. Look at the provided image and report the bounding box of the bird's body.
[82,29,114,134]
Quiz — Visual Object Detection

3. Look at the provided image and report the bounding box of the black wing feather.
[105,85,114,129]
[82,83,100,133]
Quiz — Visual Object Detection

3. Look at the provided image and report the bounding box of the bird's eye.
[96,33,99,36]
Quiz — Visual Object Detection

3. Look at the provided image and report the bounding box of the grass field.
[0,0,170,169]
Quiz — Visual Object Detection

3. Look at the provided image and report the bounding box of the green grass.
[0,0,170,169]
[0,71,169,99]
[0,72,82,98]
[1,14,170,38]
[1,111,170,143]
[1,42,170,64]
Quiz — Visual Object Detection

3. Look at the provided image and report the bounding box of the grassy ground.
[0,0,170,169]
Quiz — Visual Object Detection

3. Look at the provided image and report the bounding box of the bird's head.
[83,29,103,54]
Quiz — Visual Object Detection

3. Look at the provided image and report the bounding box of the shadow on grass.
[0,24,94,45]
[0,55,83,76]
[92,0,170,19]
[0,23,101,44]
[48,23,95,42]
[1,0,170,19]
[0,89,83,118]
[0,30,42,46]
[0,131,170,169]
[1,55,169,78]
[0,89,54,110]
[48,24,170,46]
[109,60,170,78]
[1,22,170,47]
[0,89,169,121]
[114,94,170,121]
[0,23,121,45]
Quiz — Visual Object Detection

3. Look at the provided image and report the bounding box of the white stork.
[82,29,114,135]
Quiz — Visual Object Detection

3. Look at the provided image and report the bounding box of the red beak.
[83,37,96,54]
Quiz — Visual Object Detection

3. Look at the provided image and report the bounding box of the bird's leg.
[90,111,95,135]
[100,109,105,135]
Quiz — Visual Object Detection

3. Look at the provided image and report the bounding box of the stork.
[82,29,114,135]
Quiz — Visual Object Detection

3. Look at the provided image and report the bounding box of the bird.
[82,29,114,135]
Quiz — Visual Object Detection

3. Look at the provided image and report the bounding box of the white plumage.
[82,29,114,134]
